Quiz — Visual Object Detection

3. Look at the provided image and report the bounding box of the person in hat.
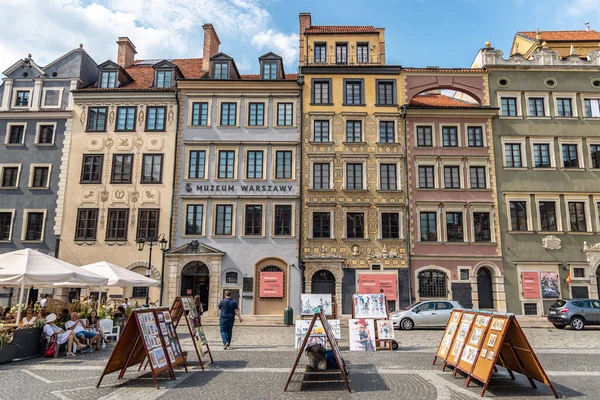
[43,313,85,356]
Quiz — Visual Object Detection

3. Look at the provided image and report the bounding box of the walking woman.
[217,291,242,350]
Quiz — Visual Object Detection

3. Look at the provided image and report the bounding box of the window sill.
[416,187,437,190]
[213,179,237,182]
[115,130,137,133]
[242,235,266,239]
[342,142,367,145]
[504,167,528,171]
[274,126,297,129]
[181,235,206,239]
[244,125,268,129]
[310,141,334,145]
[185,178,209,182]
[560,168,585,172]
[272,179,295,182]
[243,178,267,182]
[342,104,366,107]
[309,188,335,191]
[80,182,102,185]
[583,118,600,121]
[507,230,535,234]
[566,231,594,235]
[343,237,369,241]
[110,181,133,185]
[272,235,296,239]
[376,142,400,146]
[85,130,107,133]
[375,104,399,107]
[213,234,236,238]
[21,240,43,243]
[140,181,163,185]
[417,241,440,244]
[499,116,523,119]
[590,168,600,172]
[468,188,492,191]
[309,237,335,240]
[144,130,167,133]
[188,125,210,128]
[0,240,12,243]
[0,187,19,190]
[105,239,128,242]
[443,241,469,245]
[216,125,241,129]
[536,231,564,235]
[4,144,24,147]
[310,103,334,106]
[379,237,403,241]
[532,167,557,170]
[377,190,402,193]
[28,187,50,190]
[555,117,578,120]
[527,116,551,119]
[74,239,97,244]
[34,143,55,147]
[471,241,497,245]
[343,189,368,192]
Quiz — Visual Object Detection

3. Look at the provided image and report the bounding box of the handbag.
[44,336,57,358]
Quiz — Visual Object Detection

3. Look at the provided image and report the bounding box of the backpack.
[44,336,57,357]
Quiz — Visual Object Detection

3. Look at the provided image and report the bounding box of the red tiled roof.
[517,30,600,42]
[409,94,478,108]
[239,73,298,81]
[305,25,378,34]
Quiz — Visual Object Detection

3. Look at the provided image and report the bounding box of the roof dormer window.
[155,70,172,88]
[263,62,277,79]
[100,71,117,88]
[215,63,228,80]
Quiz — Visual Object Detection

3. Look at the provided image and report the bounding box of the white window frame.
[438,123,462,147]
[501,137,527,169]
[216,98,241,128]
[241,201,267,238]
[187,97,212,127]
[529,138,556,169]
[273,99,298,128]
[470,205,496,243]
[497,91,523,118]
[415,158,438,189]
[21,209,47,242]
[535,196,563,232]
[524,92,550,118]
[271,202,296,237]
[565,196,592,233]
[243,146,268,181]
[379,209,403,239]
[458,266,472,281]
[465,123,487,147]
[34,122,57,146]
[272,147,296,181]
[416,204,440,243]
[342,158,368,190]
[588,141,600,170]
[0,209,15,242]
[181,200,207,238]
[28,163,52,189]
[594,196,600,232]
[212,202,237,237]
[41,87,64,109]
[244,97,268,128]
[0,164,22,189]
[376,159,401,191]
[466,159,490,189]
[414,123,436,147]
[443,206,468,243]
[440,160,463,189]
[344,209,368,240]
[214,147,239,180]
[559,138,584,169]
[581,95,600,119]
[553,93,578,118]
[4,122,27,145]
[12,88,33,109]
[309,209,334,239]
[185,146,210,181]
[311,116,333,143]
[376,116,397,143]
[309,159,334,190]
[569,264,588,281]
[506,195,533,232]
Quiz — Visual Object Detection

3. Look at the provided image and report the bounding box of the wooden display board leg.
[284,315,318,391]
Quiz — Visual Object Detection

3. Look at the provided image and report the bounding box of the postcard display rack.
[351,294,396,350]
[170,296,213,367]
[285,308,350,393]
[97,308,187,389]
[433,309,558,398]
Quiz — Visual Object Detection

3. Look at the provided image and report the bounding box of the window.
[313,81,330,104]
[336,44,347,64]
[244,205,262,235]
[188,150,206,179]
[501,97,518,116]
[75,209,97,240]
[277,103,293,126]
[1,167,19,187]
[346,163,363,190]
[137,209,159,240]
[215,205,233,235]
[556,98,573,117]
[248,103,265,126]
[344,81,362,105]
[24,212,44,241]
[106,209,128,240]
[214,63,228,79]
[87,107,107,131]
[346,213,364,238]
[185,205,203,235]
[379,164,397,190]
[15,91,30,107]
[146,107,166,131]
[533,143,551,168]
[313,163,330,189]
[220,103,237,126]
[37,125,54,144]
[275,151,293,179]
[191,102,209,126]
[591,144,600,168]
[0,212,12,241]
[155,70,172,88]
[381,213,400,239]
[584,99,600,117]
[8,125,24,144]
[218,150,235,179]
[346,121,362,142]
[314,43,326,63]
[418,166,434,188]
[357,43,369,63]
[473,212,490,242]
[442,126,458,147]
[111,154,133,183]
[274,205,292,235]
[81,155,103,183]
[377,81,394,105]
[505,143,522,167]
[31,166,49,188]
[562,144,579,168]
[420,212,437,241]
[314,120,330,142]
[262,62,277,79]
[132,287,149,299]
[459,269,470,280]
[417,126,433,147]
[418,270,447,298]
[568,202,587,232]
[115,107,136,131]
[468,127,483,147]
[573,268,585,278]
[446,212,464,242]
[312,212,331,238]
[226,272,238,284]
[528,98,545,116]
[523,303,538,316]
[141,154,163,183]
[444,166,460,189]
[509,201,528,231]
[99,71,117,88]
[372,264,381,271]
[470,166,486,189]
[379,121,394,143]
[539,202,557,231]
[246,150,264,179]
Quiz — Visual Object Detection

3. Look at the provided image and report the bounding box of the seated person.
[19,307,37,326]
[112,306,126,319]
[43,313,85,356]
[87,310,108,345]
[2,308,15,323]
[65,312,99,352]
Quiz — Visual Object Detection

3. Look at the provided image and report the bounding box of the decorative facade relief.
[115,136,133,151]
[110,188,128,205]
[86,137,104,151]
[542,235,562,250]
[146,137,164,151]
[81,189,99,204]
[141,188,159,204]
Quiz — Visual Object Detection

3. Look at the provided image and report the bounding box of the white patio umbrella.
[0,248,109,322]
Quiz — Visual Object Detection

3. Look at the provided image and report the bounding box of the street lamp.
[136,233,168,306]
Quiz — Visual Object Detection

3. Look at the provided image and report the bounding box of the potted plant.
[0,329,17,363]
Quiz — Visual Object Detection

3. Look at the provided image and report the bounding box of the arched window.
[418,269,447,298]
[226,271,238,284]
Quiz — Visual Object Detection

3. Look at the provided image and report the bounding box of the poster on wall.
[349,319,376,351]
[540,272,560,298]
[353,294,387,319]
[521,272,541,299]
[358,274,397,300]
[260,271,284,298]
[300,294,333,315]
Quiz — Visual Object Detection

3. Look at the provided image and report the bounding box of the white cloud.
[252,29,299,68]
[566,0,600,16]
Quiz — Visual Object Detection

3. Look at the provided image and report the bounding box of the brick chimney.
[116,37,137,68]
[202,24,221,72]
[299,13,311,65]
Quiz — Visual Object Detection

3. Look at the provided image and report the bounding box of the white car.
[389,300,462,330]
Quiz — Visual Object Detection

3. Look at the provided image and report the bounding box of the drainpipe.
[297,74,306,293]
[399,104,412,305]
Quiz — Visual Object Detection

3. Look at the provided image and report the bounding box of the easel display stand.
[170,296,213,367]
[284,308,350,393]
[351,294,396,351]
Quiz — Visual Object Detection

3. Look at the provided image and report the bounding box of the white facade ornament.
[542,235,562,250]
[368,245,403,260]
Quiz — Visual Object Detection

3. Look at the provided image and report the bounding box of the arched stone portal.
[180,261,210,311]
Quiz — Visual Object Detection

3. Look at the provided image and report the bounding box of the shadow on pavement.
[290,363,388,393]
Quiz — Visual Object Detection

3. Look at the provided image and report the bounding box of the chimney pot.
[116,37,137,68]
[202,24,221,72]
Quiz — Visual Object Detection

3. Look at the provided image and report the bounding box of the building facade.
[404,70,505,312]
[165,49,301,317]
[299,13,407,315]
[0,48,97,305]
[474,43,600,315]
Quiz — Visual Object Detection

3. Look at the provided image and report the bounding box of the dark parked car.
[547,299,600,330]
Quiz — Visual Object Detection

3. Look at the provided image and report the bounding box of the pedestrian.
[193,295,204,327]
[123,298,131,309]
[217,290,242,350]
[40,294,49,308]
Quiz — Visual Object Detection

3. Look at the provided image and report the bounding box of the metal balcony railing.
[306,54,383,66]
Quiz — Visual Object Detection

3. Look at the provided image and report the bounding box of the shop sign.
[521,272,540,299]
[260,271,284,298]
[185,183,297,196]
[357,273,397,300]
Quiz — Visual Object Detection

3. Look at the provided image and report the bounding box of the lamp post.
[136,233,168,306]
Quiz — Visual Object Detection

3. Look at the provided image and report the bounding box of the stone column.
[67,79,78,110]
[0,79,13,111]
[31,78,43,111]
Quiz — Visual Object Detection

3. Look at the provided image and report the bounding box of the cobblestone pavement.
[1,325,599,399]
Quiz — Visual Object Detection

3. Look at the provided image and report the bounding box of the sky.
[1,0,599,74]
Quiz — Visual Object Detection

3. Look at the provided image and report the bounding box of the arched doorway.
[180,261,210,310]
[477,267,494,309]
[312,270,335,295]
[418,269,448,299]
[255,258,288,315]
